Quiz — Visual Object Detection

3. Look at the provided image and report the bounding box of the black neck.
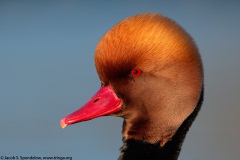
[119,89,204,160]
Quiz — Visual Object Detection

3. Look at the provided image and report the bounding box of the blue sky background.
[1,0,240,159]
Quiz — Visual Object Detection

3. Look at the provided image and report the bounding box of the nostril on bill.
[93,98,99,103]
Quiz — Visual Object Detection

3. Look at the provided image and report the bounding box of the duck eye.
[131,68,142,77]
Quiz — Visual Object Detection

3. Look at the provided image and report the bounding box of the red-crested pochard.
[60,13,203,160]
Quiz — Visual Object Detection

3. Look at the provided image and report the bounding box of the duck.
[60,13,203,160]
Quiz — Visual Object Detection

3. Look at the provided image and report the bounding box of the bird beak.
[60,86,122,128]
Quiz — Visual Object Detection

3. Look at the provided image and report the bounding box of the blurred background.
[1,0,239,159]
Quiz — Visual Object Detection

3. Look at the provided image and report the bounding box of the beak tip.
[60,118,68,129]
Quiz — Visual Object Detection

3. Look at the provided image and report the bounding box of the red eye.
[131,68,142,77]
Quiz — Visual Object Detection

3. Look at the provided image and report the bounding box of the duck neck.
[119,139,179,160]
[119,89,203,160]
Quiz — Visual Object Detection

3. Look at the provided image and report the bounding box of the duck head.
[60,13,203,147]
